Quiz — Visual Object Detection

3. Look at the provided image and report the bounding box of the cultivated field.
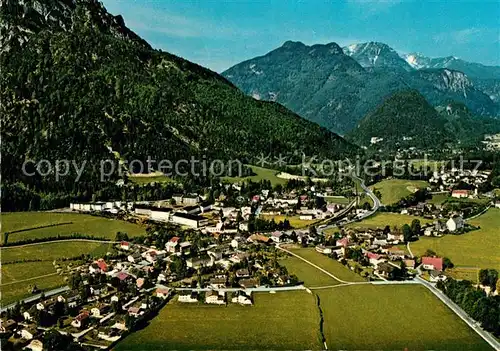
[1,241,115,262]
[280,255,340,287]
[317,284,491,350]
[286,247,364,282]
[370,179,429,205]
[324,195,351,204]
[1,241,115,304]
[346,212,432,230]
[222,165,286,186]
[411,208,500,270]
[115,291,322,350]
[1,212,145,243]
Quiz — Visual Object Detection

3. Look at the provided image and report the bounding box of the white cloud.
[433,27,498,45]
[347,0,402,17]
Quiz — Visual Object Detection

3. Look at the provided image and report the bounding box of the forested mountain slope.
[0,0,356,201]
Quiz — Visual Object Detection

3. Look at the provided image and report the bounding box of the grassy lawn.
[115,291,322,350]
[287,247,364,282]
[447,267,480,282]
[346,212,432,230]
[428,193,449,205]
[324,196,351,204]
[128,172,173,185]
[318,285,491,350]
[280,255,340,287]
[411,208,500,270]
[1,241,115,262]
[370,179,429,205]
[1,241,115,305]
[1,261,56,284]
[260,214,317,228]
[410,159,448,171]
[222,165,286,186]
[1,274,66,305]
[1,212,145,243]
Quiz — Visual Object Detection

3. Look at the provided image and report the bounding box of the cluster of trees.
[248,216,291,233]
[437,277,500,336]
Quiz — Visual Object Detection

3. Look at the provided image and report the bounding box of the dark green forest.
[0,0,356,210]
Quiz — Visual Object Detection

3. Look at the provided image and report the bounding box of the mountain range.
[0,0,355,196]
[223,41,500,134]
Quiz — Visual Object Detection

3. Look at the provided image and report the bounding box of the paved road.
[318,173,381,234]
[406,242,414,258]
[417,277,500,350]
[1,286,70,312]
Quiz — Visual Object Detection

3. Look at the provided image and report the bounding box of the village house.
[404,259,416,269]
[21,327,37,340]
[232,291,252,305]
[451,189,470,198]
[25,339,44,351]
[365,252,386,266]
[239,278,260,289]
[336,237,350,247]
[236,268,250,278]
[385,247,406,259]
[127,307,141,317]
[120,241,130,250]
[166,237,181,253]
[376,262,396,279]
[315,245,332,254]
[127,252,141,263]
[421,257,444,271]
[446,215,464,232]
[429,270,448,282]
[71,312,90,329]
[178,291,199,303]
[247,234,271,244]
[186,255,214,269]
[179,241,191,254]
[387,232,404,242]
[205,290,226,305]
[91,303,110,318]
[0,319,17,334]
[209,277,227,289]
[156,288,170,299]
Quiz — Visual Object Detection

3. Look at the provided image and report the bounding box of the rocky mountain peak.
[343,41,412,70]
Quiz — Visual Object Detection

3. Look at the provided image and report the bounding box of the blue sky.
[102,0,500,72]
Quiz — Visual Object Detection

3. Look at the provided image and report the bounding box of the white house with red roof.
[166,237,180,253]
[156,288,170,299]
[365,252,386,266]
[451,189,470,198]
[120,241,130,250]
[336,237,350,247]
[421,257,444,271]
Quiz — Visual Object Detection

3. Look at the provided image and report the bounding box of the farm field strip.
[369,179,429,205]
[346,212,432,230]
[115,291,322,350]
[1,212,145,243]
